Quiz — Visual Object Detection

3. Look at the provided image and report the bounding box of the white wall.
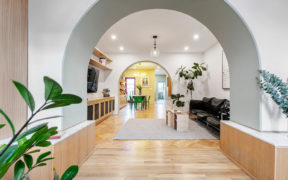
[28,0,98,129]
[202,43,230,100]
[28,0,288,131]
[226,0,288,131]
[87,53,203,114]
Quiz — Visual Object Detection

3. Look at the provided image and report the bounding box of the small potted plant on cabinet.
[102,88,110,97]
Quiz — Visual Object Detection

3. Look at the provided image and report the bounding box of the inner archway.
[62,0,260,130]
[118,61,173,110]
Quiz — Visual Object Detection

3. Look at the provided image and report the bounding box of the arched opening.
[62,0,260,131]
[118,61,173,110]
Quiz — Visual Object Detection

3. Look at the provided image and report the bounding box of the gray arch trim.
[62,0,260,130]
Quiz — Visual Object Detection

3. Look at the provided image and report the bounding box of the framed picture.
[222,51,230,89]
[142,76,149,87]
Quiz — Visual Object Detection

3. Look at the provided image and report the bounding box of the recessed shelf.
[89,59,112,71]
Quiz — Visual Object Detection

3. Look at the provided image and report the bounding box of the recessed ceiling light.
[193,34,200,40]
[119,46,124,51]
[184,46,189,51]
[111,34,117,40]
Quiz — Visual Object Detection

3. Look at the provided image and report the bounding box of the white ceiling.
[96,9,218,54]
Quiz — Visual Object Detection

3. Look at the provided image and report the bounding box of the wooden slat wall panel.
[220,123,275,180]
[0,0,28,139]
[275,147,288,180]
[53,123,96,176]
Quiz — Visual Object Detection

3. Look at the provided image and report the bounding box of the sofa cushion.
[210,98,225,114]
[207,117,220,127]
[189,100,204,110]
[202,97,214,109]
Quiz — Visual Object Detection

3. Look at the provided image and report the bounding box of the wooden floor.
[76,102,251,180]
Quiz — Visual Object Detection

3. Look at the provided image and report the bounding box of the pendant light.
[150,35,160,57]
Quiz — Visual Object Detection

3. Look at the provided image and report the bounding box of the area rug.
[114,118,219,140]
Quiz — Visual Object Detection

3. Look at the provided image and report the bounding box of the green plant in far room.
[258,70,288,117]
[0,76,81,180]
[136,85,142,95]
[176,63,207,98]
[102,88,110,97]
[171,94,185,110]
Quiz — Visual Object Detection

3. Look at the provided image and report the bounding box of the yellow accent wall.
[123,69,155,103]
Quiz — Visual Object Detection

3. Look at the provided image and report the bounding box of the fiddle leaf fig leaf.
[12,81,35,112]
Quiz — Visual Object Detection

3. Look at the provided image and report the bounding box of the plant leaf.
[36,163,47,167]
[0,124,5,129]
[36,151,51,164]
[12,81,35,112]
[24,154,33,169]
[0,109,15,135]
[43,102,72,110]
[27,149,40,154]
[28,116,63,125]
[0,144,7,153]
[17,137,27,146]
[15,123,48,141]
[60,165,79,180]
[36,141,51,147]
[44,76,63,100]
[51,94,82,104]
[38,157,54,163]
[14,160,25,180]
[0,145,18,178]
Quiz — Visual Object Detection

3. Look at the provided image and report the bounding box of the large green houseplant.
[0,77,82,180]
[259,70,288,117]
[176,63,207,98]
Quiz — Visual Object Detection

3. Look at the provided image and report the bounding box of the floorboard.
[76,102,251,180]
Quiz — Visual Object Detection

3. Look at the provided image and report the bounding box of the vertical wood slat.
[0,0,28,139]
[220,123,275,180]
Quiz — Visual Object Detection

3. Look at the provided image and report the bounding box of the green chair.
[134,96,144,110]
[144,96,151,109]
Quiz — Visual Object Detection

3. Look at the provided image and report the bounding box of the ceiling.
[96,9,218,54]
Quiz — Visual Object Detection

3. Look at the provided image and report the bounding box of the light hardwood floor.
[76,102,251,180]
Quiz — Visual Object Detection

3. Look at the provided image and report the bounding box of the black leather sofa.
[189,97,230,131]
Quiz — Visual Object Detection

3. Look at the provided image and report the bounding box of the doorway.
[126,77,135,99]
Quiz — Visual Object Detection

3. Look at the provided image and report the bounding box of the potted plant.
[171,94,185,112]
[176,63,207,98]
[136,85,142,95]
[102,88,110,97]
[0,77,81,179]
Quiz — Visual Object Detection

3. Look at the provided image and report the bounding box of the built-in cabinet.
[87,97,115,125]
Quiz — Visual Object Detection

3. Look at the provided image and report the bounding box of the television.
[87,66,99,93]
